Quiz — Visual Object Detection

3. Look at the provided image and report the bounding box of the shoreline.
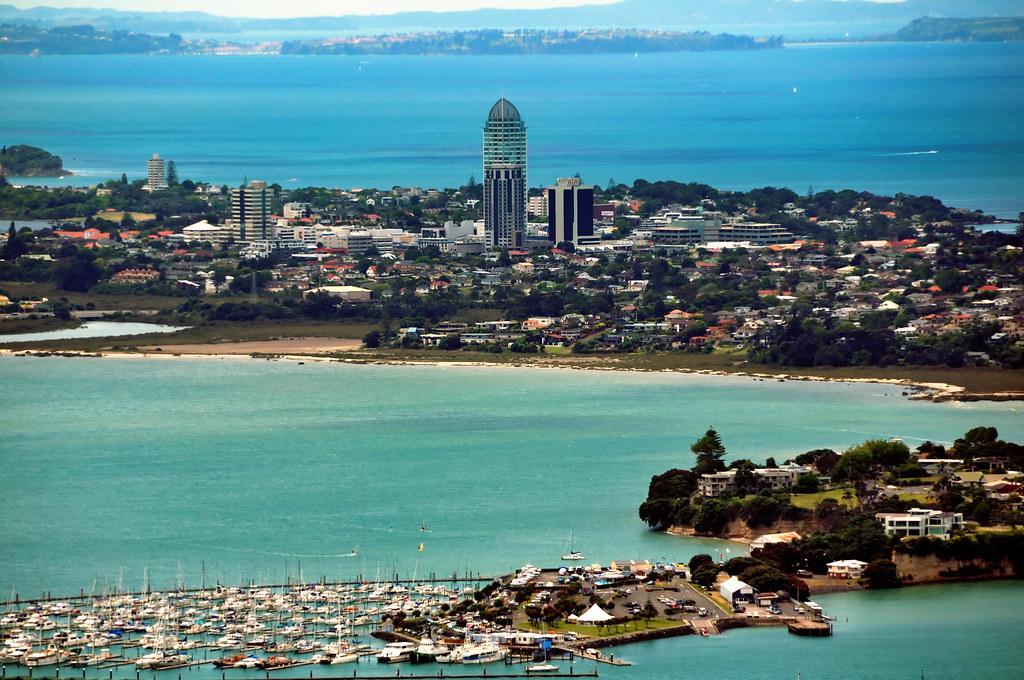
[2,344,1022,403]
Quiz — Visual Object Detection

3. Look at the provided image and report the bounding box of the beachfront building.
[719,576,754,605]
[827,560,868,579]
[750,531,802,552]
[146,153,167,191]
[546,177,598,246]
[697,464,814,497]
[231,180,272,242]
[483,98,527,249]
[875,508,964,540]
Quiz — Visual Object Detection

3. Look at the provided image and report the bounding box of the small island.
[0,144,71,177]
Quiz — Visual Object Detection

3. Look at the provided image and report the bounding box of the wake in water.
[877,150,940,157]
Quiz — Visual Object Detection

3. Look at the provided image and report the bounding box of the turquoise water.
[2,43,1023,217]
[2,358,1023,678]
[1,356,1022,598]
[0,321,188,343]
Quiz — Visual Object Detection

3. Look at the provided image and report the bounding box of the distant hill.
[0,1,1022,37]
[893,16,1024,41]
[0,145,70,176]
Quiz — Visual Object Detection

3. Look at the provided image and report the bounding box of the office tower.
[546,177,595,246]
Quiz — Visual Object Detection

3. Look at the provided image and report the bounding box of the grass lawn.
[0,280,186,311]
[93,211,157,223]
[897,492,935,505]
[790,487,859,510]
[0,317,81,335]
[518,617,683,638]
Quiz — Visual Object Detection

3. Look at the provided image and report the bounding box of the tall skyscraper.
[546,177,595,246]
[231,180,272,241]
[483,98,527,249]
[146,153,167,191]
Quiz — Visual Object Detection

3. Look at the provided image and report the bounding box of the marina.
[0,559,836,680]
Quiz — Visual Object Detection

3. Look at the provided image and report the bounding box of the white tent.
[576,603,614,624]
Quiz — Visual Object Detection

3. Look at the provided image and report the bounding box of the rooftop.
[488,97,521,123]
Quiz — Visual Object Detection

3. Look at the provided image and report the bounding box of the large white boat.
[411,637,449,663]
[375,641,416,664]
[23,646,62,667]
[460,641,508,665]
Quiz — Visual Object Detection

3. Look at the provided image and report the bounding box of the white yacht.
[411,637,449,663]
[375,641,416,664]
[460,641,507,665]
[561,530,585,561]
[23,646,62,667]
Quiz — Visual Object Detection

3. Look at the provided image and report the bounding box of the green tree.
[793,473,820,494]
[362,330,382,348]
[52,249,101,292]
[863,559,901,589]
[166,160,178,186]
[691,428,726,474]
[3,222,26,260]
[640,601,658,627]
[688,553,714,574]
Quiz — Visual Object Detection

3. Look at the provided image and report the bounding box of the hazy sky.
[11,0,622,19]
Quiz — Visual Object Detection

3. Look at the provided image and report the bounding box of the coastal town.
[1,100,1022,395]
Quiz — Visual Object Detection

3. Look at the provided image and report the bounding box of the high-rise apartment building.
[231,180,272,241]
[546,177,595,246]
[483,98,527,249]
[146,153,167,191]
[484,166,526,249]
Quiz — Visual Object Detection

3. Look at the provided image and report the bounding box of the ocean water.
[2,43,1023,217]
[1,356,1022,598]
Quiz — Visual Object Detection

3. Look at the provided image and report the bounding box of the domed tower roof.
[488,98,521,123]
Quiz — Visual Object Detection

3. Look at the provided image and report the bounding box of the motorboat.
[23,646,62,667]
[411,637,449,663]
[460,641,507,665]
[375,641,416,663]
[526,663,560,673]
[232,655,262,669]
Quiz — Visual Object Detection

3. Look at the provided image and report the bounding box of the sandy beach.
[4,338,1006,404]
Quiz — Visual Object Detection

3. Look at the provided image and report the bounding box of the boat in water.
[460,641,508,665]
[135,651,189,669]
[376,641,416,664]
[561,529,585,561]
[526,663,560,673]
[411,636,449,663]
